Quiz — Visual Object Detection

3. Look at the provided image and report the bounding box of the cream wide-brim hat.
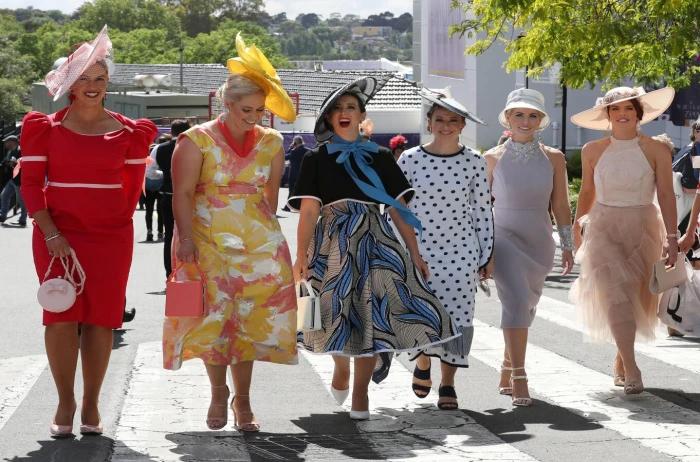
[571,86,675,130]
[498,88,550,130]
[44,25,114,102]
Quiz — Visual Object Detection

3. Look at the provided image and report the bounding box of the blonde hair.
[216,74,265,110]
[652,133,674,153]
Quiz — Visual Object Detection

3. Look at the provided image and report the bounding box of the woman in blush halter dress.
[483,89,574,407]
[570,86,678,395]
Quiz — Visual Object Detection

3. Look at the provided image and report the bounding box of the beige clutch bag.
[649,259,687,294]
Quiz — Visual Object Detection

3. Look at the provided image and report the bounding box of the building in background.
[414,0,692,151]
[30,65,422,150]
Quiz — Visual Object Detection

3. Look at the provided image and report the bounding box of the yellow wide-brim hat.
[226,33,296,123]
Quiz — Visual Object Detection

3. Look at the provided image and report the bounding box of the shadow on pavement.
[596,388,700,421]
[466,398,603,443]
[5,435,158,462]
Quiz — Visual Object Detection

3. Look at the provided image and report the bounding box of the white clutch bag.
[296,279,322,332]
[37,249,86,313]
[649,258,687,294]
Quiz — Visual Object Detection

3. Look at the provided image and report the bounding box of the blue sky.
[0,0,411,18]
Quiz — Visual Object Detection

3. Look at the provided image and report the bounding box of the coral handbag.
[165,263,205,317]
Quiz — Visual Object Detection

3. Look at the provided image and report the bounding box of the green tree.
[450,0,700,88]
[112,28,182,63]
[75,0,181,40]
[184,20,288,66]
[0,78,26,123]
[16,21,94,79]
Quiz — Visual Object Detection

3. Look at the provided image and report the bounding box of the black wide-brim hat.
[314,76,386,143]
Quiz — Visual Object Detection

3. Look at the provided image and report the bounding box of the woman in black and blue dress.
[289,77,457,420]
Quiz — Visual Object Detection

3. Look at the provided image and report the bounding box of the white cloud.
[0,0,412,18]
[266,0,411,19]
[0,0,84,13]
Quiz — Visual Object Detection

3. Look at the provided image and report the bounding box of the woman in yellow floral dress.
[162,34,298,432]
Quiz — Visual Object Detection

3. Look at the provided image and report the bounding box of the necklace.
[505,138,541,163]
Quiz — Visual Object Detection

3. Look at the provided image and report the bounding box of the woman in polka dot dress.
[398,88,493,410]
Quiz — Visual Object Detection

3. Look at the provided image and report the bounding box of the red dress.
[20,107,157,328]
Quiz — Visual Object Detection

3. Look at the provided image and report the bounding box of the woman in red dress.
[20,27,156,437]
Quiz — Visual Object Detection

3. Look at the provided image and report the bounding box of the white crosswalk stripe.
[0,355,47,432]
[534,294,700,375]
[471,318,700,462]
[3,295,700,461]
[112,342,252,462]
[300,350,540,462]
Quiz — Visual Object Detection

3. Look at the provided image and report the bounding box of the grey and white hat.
[418,87,485,125]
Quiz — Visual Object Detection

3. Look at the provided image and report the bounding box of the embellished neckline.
[505,138,541,162]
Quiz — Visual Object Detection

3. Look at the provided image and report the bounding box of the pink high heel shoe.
[50,407,76,438]
[80,422,104,435]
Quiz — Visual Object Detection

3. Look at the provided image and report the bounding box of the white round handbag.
[37,249,86,313]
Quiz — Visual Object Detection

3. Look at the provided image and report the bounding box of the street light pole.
[561,84,567,154]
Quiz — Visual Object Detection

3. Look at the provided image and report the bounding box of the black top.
[155,140,176,193]
[285,144,307,187]
[288,144,413,210]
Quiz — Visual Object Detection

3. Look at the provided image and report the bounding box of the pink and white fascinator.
[44,25,114,102]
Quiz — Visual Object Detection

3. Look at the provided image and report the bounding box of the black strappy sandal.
[412,364,432,398]
[437,385,459,410]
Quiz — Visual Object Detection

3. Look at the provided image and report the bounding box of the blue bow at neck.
[326,135,422,234]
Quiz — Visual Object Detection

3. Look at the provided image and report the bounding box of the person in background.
[0,135,27,227]
[20,26,157,437]
[389,134,407,161]
[281,134,307,212]
[149,121,190,277]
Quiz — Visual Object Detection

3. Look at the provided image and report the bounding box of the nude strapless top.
[594,137,656,207]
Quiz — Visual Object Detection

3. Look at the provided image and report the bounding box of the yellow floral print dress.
[163,122,298,370]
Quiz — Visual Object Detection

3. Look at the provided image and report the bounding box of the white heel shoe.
[330,386,350,405]
[349,410,370,420]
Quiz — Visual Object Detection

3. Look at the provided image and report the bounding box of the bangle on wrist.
[44,231,61,242]
[180,237,193,243]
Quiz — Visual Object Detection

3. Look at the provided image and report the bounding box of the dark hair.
[171,119,190,137]
[691,120,700,142]
[339,92,366,113]
[426,102,465,122]
[606,98,644,121]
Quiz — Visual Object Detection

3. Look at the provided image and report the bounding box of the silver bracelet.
[558,225,574,251]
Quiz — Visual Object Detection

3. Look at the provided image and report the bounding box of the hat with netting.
[44,25,114,102]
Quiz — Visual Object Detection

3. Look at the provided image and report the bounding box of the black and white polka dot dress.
[396,145,494,367]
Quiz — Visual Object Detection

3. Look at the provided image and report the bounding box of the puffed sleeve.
[19,111,52,215]
[467,151,494,268]
[375,148,414,207]
[287,150,322,211]
[123,118,157,212]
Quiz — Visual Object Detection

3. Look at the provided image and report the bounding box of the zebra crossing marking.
[532,294,700,376]
[111,342,252,462]
[300,350,540,462]
[0,355,47,432]
[471,319,700,462]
